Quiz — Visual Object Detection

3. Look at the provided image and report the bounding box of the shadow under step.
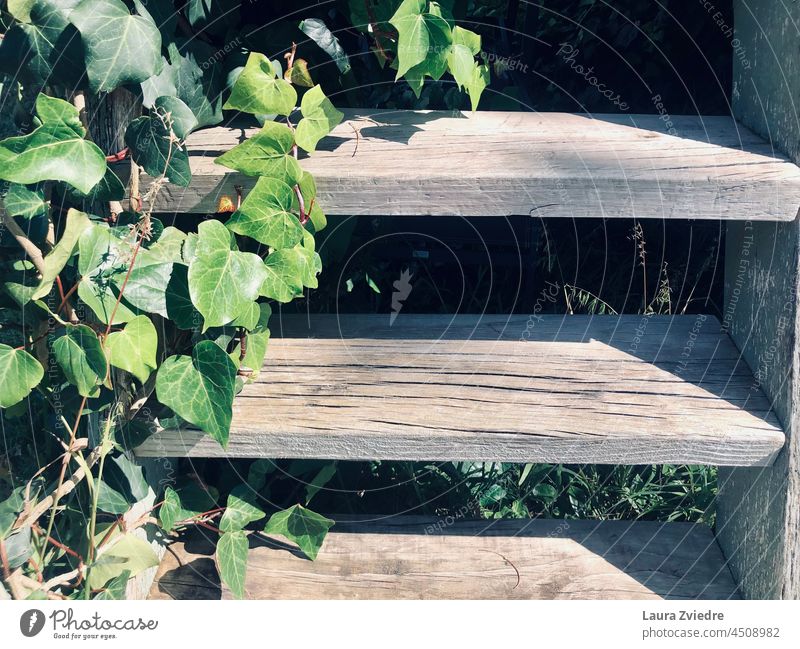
[149,517,739,600]
[135,314,785,466]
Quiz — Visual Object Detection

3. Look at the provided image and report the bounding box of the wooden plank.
[134,315,785,466]
[138,110,800,220]
[715,0,800,600]
[148,517,739,600]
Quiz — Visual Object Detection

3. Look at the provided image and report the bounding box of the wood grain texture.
[148,517,739,600]
[133,110,800,220]
[134,314,785,465]
[714,0,800,600]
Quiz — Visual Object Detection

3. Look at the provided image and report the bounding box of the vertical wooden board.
[717,0,800,599]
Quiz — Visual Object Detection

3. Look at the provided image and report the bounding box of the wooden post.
[716,0,800,599]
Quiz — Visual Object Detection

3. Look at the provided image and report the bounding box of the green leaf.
[260,245,320,302]
[215,121,301,183]
[188,220,267,330]
[96,480,130,514]
[119,259,173,317]
[154,95,199,140]
[294,171,326,232]
[305,462,337,505]
[34,94,85,135]
[240,303,271,377]
[0,344,44,408]
[105,315,158,384]
[94,569,131,600]
[125,114,191,187]
[158,487,181,531]
[0,96,106,194]
[66,167,126,203]
[52,324,108,397]
[86,532,158,590]
[141,42,223,130]
[31,208,92,301]
[0,0,85,87]
[216,530,248,599]
[155,340,236,446]
[224,52,297,117]
[262,504,334,561]
[294,85,344,152]
[299,18,350,74]
[2,183,47,219]
[390,0,452,79]
[110,454,149,501]
[70,0,162,93]
[219,485,266,532]
[225,177,303,250]
[8,0,35,21]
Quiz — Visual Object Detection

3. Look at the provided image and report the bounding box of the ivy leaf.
[262,504,334,561]
[215,121,301,183]
[119,258,174,317]
[294,171,326,232]
[219,485,266,532]
[125,115,191,187]
[285,58,314,88]
[142,42,223,130]
[188,220,267,330]
[294,85,344,152]
[31,208,92,301]
[105,315,158,384]
[155,340,236,446]
[0,0,85,87]
[299,18,351,74]
[94,570,131,600]
[165,264,202,330]
[0,344,44,408]
[158,487,181,531]
[224,52,297,117]
[70,0,162,93]
[216,530,248,599]
[0,96,106,194]
[154,95,199,140]
[240,304,271,377]
[390,0,452,79]
[260,245,320,302]
[96,481,130,514]
[447,27,489,110]
[3,184,48,219]
[225,177,303,250]
[66,167,126,204]
[52,324,108,397]
[86,532,158,591]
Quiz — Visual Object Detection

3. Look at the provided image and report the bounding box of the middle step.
[135,314,784,466]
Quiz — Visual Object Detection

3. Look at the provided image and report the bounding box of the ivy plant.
[0,0,487,600]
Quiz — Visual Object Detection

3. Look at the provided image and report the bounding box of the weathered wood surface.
[138,110,800,220]
[148,517,739,600]
[135,314,784,465]
[714,0,800,600]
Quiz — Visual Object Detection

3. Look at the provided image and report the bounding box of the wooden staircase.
[139,12,800,597]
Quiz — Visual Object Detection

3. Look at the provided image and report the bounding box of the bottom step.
[149,517,738,600]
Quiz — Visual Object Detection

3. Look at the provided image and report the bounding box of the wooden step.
[148,517,739,600]
[142,110,800,220]
[134,314,784,466]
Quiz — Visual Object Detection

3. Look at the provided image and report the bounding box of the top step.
[146,110,800,221]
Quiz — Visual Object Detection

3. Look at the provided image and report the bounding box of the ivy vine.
[0,0,488,599]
